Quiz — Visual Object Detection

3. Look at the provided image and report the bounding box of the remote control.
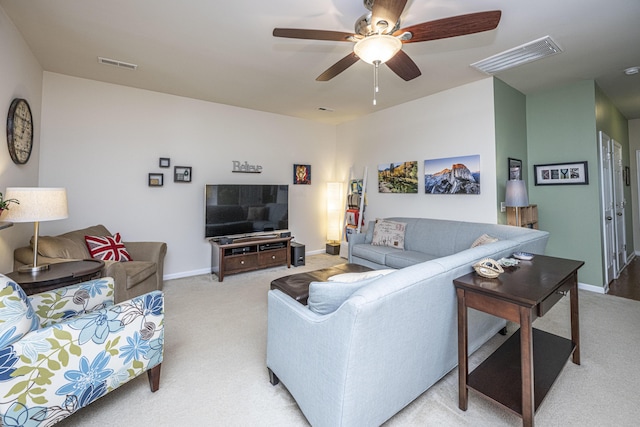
[513,251,534,261]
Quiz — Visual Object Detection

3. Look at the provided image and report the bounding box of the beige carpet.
[57,254,639,426]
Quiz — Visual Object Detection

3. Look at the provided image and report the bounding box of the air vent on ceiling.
[98,56,138,70]
[471,36,562,75]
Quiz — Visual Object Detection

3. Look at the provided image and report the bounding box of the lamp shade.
[353,34,402,64]
[326,182,342,242]
[3,187,68,222]
[505,180,529,207]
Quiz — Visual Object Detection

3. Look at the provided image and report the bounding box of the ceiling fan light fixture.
[354,35,402,65]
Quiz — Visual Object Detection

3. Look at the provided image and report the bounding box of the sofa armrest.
[348,233,367,263]
[29,277,115,328]
[13,246,76,270]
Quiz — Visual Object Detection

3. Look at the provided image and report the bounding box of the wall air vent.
[98,56,138,70]
[471,36,562,75]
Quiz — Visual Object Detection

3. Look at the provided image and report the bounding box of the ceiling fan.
[273,0,502,84]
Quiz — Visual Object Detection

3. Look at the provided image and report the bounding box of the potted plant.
[0,192,20,215]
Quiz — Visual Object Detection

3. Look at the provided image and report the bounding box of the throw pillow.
[308,276,381,315]
[85,233,132,262]
[471,233,499,248]
[371,219,407,250]
[0,275,39,348]
[328,269,395,283]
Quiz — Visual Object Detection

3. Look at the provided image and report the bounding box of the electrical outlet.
[500,202,506,212]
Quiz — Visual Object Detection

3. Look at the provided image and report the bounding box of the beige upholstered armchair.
[13,225,167,303]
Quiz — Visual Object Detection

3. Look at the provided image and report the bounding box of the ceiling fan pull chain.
[373,60,380,105]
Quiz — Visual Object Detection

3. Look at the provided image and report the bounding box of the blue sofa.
[267,217,549,427]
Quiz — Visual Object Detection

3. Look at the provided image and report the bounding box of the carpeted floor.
[57,254,639,426]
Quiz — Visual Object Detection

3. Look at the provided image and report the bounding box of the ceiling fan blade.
[385,50,421,81]
[371,0,408,33]
[394,10,502,43]
[316,52,360,81]
[273,28,355,42]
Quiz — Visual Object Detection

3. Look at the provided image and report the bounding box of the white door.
[612,140,627,271]
[599,131,616,284]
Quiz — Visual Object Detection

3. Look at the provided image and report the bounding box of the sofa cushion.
[328,269,395,283]
[308,276,382,315]
[0,276,39,348]
[371,219,407,249]
[85,233,133,262]
[123,261,157,289]
[385,251,438,269]
[352,244,398,265]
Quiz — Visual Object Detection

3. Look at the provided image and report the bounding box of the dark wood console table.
[453,255,584,427]
[210,235,292,282]
[7,259,105,295]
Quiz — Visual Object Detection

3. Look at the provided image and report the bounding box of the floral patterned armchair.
[0,273,164,426]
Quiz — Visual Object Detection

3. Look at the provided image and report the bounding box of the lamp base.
[18,263,50,274]
[326,242,340,255]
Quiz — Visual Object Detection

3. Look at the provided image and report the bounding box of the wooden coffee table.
[7,259,105,295]
[453,255,584,427]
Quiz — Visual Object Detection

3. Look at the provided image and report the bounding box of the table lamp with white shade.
[3,187,68,273]
[505,180,529,227]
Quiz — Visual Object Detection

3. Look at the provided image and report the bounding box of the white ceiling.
[2,0,639,125]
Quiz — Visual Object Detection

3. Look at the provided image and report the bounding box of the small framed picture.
[293,164,311,185]
[534,161,588,185]
[149,173,164,187]
[174,166,192,183]
[508,158,522,180]
[159,158,170,168]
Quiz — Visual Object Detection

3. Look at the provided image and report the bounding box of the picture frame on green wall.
[534,161,588,185]
[508,158,522,180]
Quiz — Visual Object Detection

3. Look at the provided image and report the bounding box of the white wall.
[38,73,336,278]
[336,78,498,226]
[0,6,43,273]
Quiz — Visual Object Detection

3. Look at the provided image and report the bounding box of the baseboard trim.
[164,268,210,281]
[579,282,606,294]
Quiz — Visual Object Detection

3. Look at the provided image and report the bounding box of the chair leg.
[268,368,279,386]
[147,364,162,392]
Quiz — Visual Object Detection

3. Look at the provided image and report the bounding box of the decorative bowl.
[473,258,504,278]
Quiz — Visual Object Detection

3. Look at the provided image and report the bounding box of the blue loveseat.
[267,217,549,426]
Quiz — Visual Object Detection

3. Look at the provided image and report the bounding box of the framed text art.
[508,158,522,180]
[534,161,588,185]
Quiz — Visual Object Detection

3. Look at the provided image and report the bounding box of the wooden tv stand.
[210,235,292,282]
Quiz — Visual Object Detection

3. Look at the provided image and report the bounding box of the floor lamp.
[505,180,529,227]
[3,187,69,273]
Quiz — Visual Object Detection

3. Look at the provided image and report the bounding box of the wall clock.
[6,98,34,165]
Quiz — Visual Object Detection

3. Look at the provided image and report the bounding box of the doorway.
[599,131,627,287]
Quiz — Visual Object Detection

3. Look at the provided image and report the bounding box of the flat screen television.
[205,184,289,239]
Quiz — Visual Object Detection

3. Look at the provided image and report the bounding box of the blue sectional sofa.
[267,217,549,427]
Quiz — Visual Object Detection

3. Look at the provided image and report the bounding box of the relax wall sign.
[232,160,262,173]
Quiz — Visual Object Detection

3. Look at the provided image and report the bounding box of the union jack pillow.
[84,232,132,261]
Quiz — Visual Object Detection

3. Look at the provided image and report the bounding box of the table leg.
[570,272,581,365]
[520,307,534,427]
[456,288,468,411]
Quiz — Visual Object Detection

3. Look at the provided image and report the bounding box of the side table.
[453,255,584,427]
[6,259,105,295]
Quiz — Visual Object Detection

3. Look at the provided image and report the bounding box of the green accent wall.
[527,81,602,287]
[494,78,528,224]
